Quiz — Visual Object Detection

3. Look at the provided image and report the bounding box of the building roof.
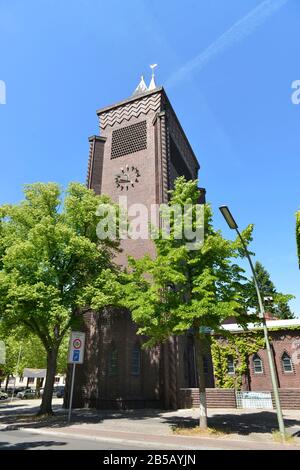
[221,318,300,333]
[96,87,163,115]
[23,368,46,378]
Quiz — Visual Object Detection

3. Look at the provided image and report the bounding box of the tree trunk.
[194,332,208,429]
[5,375,9,391]
[36,378,42,398]
[37,348,58,416]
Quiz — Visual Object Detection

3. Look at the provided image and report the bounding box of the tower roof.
[132,75,148,96]
[148,75,156,91]
[96,86,163,115]
[96,87,200,172]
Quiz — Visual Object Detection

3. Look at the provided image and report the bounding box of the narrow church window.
[281,352,293,373]
[227,356,235,375]
[169,137,194,181]
[253,354,263,374]
[131,344,141,375]
[202,355,208,374]
[108,347,118,375]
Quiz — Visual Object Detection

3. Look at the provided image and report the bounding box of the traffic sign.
[72,350,80,362]
[67,331,86,423]
[68,331,85,364]
[73,338,82,349]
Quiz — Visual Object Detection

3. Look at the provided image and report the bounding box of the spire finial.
[148,64,158,90]
[132,75,148,96]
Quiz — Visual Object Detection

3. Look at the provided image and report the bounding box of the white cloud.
[166,0,289,88]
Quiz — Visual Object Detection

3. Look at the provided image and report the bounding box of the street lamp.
[219,205,286,438]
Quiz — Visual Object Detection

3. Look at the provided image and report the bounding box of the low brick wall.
[179,388,236,409]
[272,389,300,410]
[180,388,300,410]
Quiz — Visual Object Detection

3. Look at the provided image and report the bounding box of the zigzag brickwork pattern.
[99,93,161,130]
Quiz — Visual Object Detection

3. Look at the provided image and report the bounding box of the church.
[70,71,213,410]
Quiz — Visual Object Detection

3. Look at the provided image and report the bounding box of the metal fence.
[236,391,273,409]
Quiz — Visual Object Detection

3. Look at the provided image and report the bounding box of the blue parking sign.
[72,350,80,362]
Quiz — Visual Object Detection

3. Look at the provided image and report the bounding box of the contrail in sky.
[166,0,289,88]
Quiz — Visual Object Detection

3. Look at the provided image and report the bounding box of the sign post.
[67,331,85,423]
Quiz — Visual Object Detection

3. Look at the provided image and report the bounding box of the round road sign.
[73,338,82,349]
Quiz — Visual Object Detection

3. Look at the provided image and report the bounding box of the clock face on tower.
[114,165,140,191]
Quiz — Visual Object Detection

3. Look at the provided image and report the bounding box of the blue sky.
[0,0,299,314]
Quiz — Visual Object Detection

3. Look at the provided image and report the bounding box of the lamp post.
[219,205,285,438]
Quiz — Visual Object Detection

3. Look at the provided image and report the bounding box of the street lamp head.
[219,206,238,230]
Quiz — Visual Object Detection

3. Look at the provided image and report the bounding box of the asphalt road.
[0,427,167,450]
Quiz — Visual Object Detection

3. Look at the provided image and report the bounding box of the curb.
[1,423,299,450]
[0,423,299,450]
[0,425,221,450]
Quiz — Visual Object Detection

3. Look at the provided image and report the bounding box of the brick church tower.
[71,78,212,410]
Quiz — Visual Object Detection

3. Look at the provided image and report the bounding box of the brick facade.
[246,328,300,391]
[70,86,202,410]
[68,84,300,412]
[179,323,300,410]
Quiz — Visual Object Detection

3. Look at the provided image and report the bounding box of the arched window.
[108,346,118,375]
[253,354,263,374]
[131,344,141,375]
[227,356,235,375]
[281,352,293,373]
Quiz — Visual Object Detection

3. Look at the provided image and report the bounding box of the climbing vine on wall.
[210,326,300,389]
[210,332,265,389]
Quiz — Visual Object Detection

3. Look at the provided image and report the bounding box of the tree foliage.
[122,177,254,427]
[242,261,294,319]
[0,324,68,385]
[0,182,120,413]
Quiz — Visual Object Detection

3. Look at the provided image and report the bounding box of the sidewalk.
[19,421,300,450]
[1,400,300,450]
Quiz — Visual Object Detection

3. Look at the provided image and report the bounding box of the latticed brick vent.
[111,121,147,158]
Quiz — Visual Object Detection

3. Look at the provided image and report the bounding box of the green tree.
[0,182,121,414]
[0,325,69,389]
[242,261,294,319]
[0,325,44,385]
[122,177,253,428]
